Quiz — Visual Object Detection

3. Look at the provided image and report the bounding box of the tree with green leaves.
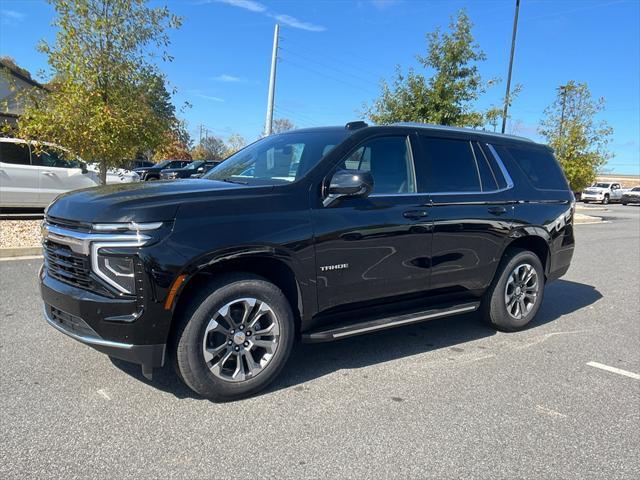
[192,135,228,161]
[364,10,487,127]
[153,119,192,161]
[539,81,613,192]
[17,0,181,184]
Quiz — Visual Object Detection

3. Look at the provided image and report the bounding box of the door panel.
[428,194,512,293]
[0,142,40,207]
[313,194,433,312]
[33,148,97,204]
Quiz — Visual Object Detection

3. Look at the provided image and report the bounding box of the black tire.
[174,273,295,401]
[146,176,158,181]
[481,248,545,332]
[582,200,589,203]
[622,202,628,206]
[602,194,610,205]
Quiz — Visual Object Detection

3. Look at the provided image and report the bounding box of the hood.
[46,179,248,223]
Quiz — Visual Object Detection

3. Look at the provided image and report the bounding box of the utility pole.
[558,84,568,155]
[264,24,280,136]
[199,124,204,144]
[501,0,520,134]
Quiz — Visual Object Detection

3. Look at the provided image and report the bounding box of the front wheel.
[602,195,610,205]
[174,273,295,401]
[482,248,545,332]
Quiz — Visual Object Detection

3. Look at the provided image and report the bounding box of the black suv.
[40,122,575,401]
[134,159,191,181]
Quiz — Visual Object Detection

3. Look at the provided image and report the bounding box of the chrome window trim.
[43,306,134,350]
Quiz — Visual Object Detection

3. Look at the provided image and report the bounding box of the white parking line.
[587,361,640,380]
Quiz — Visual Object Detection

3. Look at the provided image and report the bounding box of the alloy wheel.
[504,263,539,320]
[202,298,280,382]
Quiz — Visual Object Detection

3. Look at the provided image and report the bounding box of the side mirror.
[197,167,204,172]
[323,169,374,207]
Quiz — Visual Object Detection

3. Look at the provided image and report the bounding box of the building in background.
[0,57,49,129]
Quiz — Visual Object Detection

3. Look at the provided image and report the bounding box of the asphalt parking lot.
[1,204,639,479]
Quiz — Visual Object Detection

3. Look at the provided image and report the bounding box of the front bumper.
[40,263,168,374]
[581,193,605,201]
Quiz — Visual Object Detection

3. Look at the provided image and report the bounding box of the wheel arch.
[167,248,307,343]
[504,229,551,277]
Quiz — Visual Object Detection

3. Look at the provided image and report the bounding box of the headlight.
[89,221,164,294]
[94,253,136,293]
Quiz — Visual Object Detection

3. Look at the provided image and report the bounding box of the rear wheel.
[482,248,545,332]
[174,273,295,401]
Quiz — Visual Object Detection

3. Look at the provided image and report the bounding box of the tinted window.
[339,136,416,194]
[472,142,498,191]
[419,137,480,192]
[0,142,31,165]
[495,144,568,190]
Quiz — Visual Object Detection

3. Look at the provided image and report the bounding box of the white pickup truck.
[581,182,625,204]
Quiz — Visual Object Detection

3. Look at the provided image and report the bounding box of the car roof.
[279,123,537,145]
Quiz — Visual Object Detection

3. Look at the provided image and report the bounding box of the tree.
[364,10,487,127]
[272,118,295,134]
[225,133,246,155]
[153,119,192,161]
[539,81,613,192]
[192,135,227,161]
[17,0,181,184]
[485,83,523,132]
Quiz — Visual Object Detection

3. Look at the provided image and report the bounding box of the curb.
[0,247,43,258]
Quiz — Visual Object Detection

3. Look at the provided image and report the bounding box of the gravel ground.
[0,203,638,479]
[0,220,42,249]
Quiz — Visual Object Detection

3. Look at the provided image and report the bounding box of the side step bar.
[302,301,480,343]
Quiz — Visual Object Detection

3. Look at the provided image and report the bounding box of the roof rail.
[345,121,368,131]
[390,122,535,143]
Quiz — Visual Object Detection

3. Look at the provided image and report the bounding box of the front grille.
[48,305,99,338]
[45,215,92,232]
[43,240,94,290]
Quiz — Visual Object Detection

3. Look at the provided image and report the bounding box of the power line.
[279,46,380,89]
[279,56,379,97]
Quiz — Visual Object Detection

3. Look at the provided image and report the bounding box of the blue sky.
[1,0,638,174]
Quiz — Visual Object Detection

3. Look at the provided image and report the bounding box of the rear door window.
[417,137,481,193]
[0,142,31,165]
[494,144,568,190]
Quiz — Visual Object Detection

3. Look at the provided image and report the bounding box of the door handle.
[488,206,507,215]
[42,171,54,176]
[403,210,428,220]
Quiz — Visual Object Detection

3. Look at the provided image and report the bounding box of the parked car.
[581,182,624,204]
[160,160,220,180]
[621,186,640,205]
[0,137,99,208]
[134,159,191,181]
[40,122,575,401]
[86,163,140,184]
[128,160,155,170]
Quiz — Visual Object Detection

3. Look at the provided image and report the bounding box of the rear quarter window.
[495,144,568,190]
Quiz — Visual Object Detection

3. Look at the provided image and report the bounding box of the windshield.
[155,160,171,168]
[632,187,640,192]
[184,161,203,170]
[204,130,349,185]
[592,183,611,188]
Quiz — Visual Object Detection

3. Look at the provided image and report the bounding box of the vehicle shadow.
[110,279,602,400]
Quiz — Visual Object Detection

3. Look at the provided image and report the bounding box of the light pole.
[264,24,280,136]
[501,0,521,134]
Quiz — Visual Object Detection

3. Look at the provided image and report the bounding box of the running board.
[302,301,480,343]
